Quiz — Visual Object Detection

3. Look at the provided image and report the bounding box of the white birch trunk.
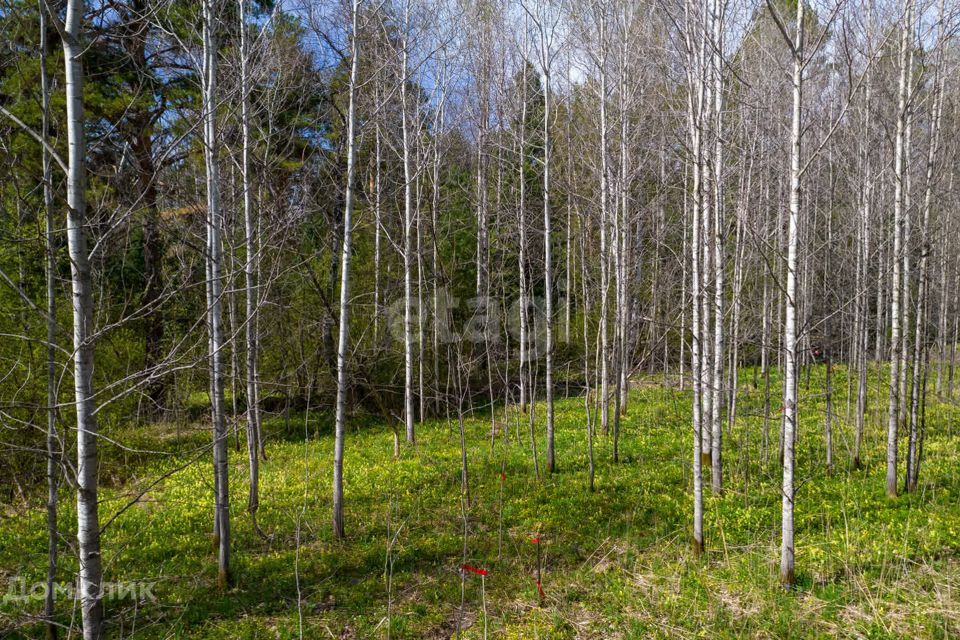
[202,0,231,588]
[541,44,555,473]
[597,14,610,438]
[239,0,262,530]
[683,0,705,556]
[518,45,530,416]
[613,21,631,458]
[709,0,724,492]
[779,0,804,587]
[886,3,911,499]
[679,165,688,391]
[854,36,872,468]
[333,0,360,539]
[61,0,105,632]
[431,68,444,417]
[898,44,915,436]
[400,2,416,444]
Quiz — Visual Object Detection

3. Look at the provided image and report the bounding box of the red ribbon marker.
[531,536,544,604]
[462,564,488,577]
[501,472,506,482]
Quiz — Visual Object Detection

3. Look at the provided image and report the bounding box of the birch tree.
[764,0,804,587]
[56,0,105,632]
[333,0,361,540]
[708,0,725,493]
[202,0,231,588]
[399,0,417,444]
[886,1,912,500]
[238,0,265,536]
[522,0,561,473]
[681,0,707,557]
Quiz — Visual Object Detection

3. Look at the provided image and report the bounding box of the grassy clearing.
[2,364,960,638]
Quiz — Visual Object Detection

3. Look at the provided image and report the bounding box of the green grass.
[2,364,960,638]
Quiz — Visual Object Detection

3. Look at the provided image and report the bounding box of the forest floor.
[3,364,960,638]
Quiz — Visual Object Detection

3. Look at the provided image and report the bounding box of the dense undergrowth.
[2,364,959,638]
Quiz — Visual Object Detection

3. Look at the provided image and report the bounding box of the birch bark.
[333,0,361,539]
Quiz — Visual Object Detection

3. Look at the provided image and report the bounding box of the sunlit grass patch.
[1,366,959,638]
